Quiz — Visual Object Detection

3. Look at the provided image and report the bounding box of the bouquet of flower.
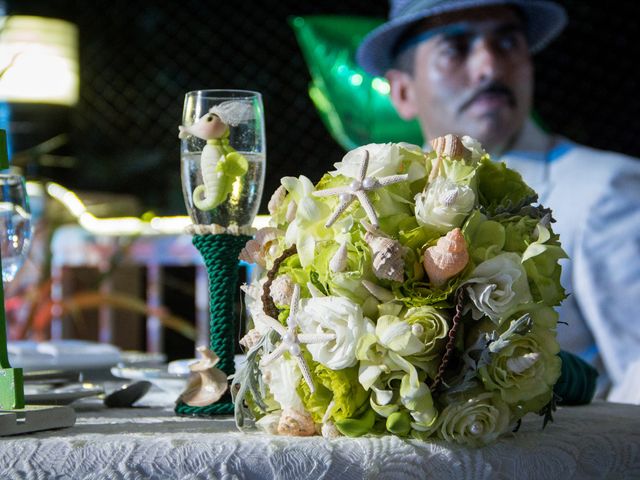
[233,134,567,446]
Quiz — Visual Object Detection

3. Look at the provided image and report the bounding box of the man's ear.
[386,69,419,120]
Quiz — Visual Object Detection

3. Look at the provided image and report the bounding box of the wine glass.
[0,172,32,283]
[180,90,266,228]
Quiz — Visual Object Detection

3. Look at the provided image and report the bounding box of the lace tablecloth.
[1,401,639,479]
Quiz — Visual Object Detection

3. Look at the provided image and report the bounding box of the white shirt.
[501,120,640,399]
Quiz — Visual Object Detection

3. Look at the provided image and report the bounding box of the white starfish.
[259,284,335,393]
[312,150,409,228]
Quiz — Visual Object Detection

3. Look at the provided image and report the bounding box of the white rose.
[414,177,475,233]
[331,143,401,179]
[464,252,532,322]
[297,296,373,369]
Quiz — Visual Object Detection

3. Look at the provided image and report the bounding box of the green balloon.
[290,16,424,150]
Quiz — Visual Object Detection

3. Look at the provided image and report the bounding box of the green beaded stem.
[175,232,251,417]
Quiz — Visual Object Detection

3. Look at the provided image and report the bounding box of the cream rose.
[465,252,532,323]
[297,296,373,369]
[414,177,475,233]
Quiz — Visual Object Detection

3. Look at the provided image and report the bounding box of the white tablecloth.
[1,401,639,479]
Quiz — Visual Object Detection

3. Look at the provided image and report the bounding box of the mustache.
[459,82,516,112]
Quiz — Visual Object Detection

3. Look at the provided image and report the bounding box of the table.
[1,401,639,479]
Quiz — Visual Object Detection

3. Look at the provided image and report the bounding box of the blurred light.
[372,78,390,95]
[349,73,363,86]
[0,15,79,105]
[45,182,270,236]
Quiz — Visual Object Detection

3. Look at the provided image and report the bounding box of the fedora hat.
[357,0,567,76]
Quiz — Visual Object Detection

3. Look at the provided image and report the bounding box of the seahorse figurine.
[179,100,254,211]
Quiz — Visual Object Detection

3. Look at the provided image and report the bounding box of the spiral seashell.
[506,352,540,374]
[239,328,263,350]
[277,407,316,436]
[268,185,287,215]
[423,228,469,287]
[238,227,282,267]
[269,274,295,306]
[428,134,472,181]
[329,242,349,273]
[365,232,405,282]
[430,134,470,161]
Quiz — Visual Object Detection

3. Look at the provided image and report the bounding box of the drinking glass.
[180,89,265,228]
[0,172,31,283]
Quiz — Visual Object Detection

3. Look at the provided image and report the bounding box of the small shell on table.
[365,231,405,283]
[277,407,316,436]
[423,228,469,287]
[179,346,228,407]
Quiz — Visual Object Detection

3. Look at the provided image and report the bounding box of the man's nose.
[467,38,503,84]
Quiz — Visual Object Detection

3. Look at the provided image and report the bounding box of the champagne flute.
[176,90,266,415]
[0,172,32,283]
[180,90,265,228]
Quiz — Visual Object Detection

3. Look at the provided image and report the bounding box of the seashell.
[239,328,263,350]
[329,242,349,273]
[506,352,540,374]
[285,200,298,223]
[430,134,470,161]
[365,231,405,282]
[428,134,471,181]
[179,346,228,407]
[321,421,342,439]
[238,227,282,267]
[270,274,295,306]
[361,279,395,302]
[423,228,469,287]
[277,407,316,436]
[268,185,287,215]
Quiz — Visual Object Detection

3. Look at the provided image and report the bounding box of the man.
[357,0,640,400]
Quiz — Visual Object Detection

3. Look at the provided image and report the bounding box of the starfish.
[259,284,335,393]
[312,149,409,228]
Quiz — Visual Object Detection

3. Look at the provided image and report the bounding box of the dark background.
[6,0,640,214]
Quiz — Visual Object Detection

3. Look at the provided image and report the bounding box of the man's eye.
[441,38,468,58]
[496,33,523,52]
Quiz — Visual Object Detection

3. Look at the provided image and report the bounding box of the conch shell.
[238,227,281,267]
[329,242,349,273]
[179,346,228,407]
[365,230,405,283]
[277,407,316,436]
[428,134,471,181]
[239,328,262,350]
[267,185,287,215]
[423,228,469,287]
